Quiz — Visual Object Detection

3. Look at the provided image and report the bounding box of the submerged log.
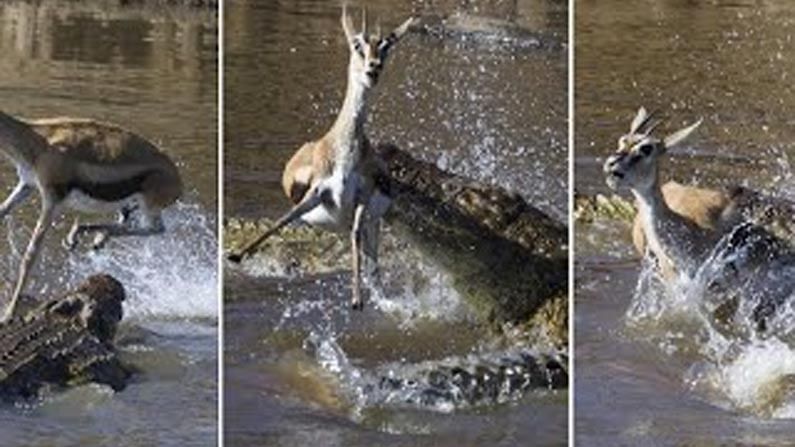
[0,275,133,401]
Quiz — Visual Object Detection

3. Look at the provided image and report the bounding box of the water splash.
[626,218,795,417]
[251,228,471,329]
[66,202,218,321]
[367,242,471,326]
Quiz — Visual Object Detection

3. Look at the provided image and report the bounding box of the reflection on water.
[576,0,795,445]
[224,0,567,445]
[0,2,217,446]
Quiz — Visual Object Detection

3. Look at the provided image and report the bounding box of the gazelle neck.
[0,112,43,169]
[630,167,666,220]
[631,165,709,274]
[328,61,371,165]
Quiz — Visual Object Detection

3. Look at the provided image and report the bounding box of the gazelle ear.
[341,5,355,42]
[380,16,415,53]
[664,118,702,149]
[390,16,415,42]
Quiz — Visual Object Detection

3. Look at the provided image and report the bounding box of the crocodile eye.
[639,144,654,156]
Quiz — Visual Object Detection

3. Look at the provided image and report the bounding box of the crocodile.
[0,274,133,401]
[301,333,567,413]
[574,191,637,224]
[367,350,568,410]
[377,144,567,329]
[225,145,568,341]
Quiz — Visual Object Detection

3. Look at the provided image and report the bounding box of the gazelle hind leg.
[350,203,366,311]
[68,206,165,251]
[361,217,382,287]
[90,205,140,250]
[360,190,389,290]
[64,205,138,251]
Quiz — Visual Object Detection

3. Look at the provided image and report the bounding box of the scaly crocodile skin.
[0,275,132,401]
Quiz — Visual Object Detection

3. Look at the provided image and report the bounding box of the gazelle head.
[604,107,702,191]
[341,5,415,89]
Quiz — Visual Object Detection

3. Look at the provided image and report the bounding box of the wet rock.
[0,275,134,402]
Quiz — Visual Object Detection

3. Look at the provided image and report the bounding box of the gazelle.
[227,7,415,310]
[605,108,795,332]
[603,107,718,279]
[0,112,182,322]
[630,181,731,260]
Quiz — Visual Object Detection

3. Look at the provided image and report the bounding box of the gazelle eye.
[639,144,654,156]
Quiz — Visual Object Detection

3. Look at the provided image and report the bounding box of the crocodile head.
[46,274,125,344]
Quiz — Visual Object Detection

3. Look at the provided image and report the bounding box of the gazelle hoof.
[227,253,243,263]
[91,233,109,251]
[62,237,78,251]
[351,300,364,311]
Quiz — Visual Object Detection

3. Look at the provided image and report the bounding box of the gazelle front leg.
[227,190,324,263]
[0,182,33,220]
[2,196,56,322]
[350,203,366,311]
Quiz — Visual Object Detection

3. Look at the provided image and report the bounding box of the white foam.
[67,202,218,321]
[719,338,795,412]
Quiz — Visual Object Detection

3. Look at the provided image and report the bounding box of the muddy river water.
[224,0,568,445]
[576,0,795,445]
[0,2,218,446]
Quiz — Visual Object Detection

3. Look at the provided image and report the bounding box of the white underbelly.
[297,167,393,231]
[64,190,143,214]
[299,190,391,231]
[301,204,347,231]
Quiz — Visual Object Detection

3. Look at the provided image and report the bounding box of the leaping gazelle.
[227,7,415,310]
[0,112,182,322]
